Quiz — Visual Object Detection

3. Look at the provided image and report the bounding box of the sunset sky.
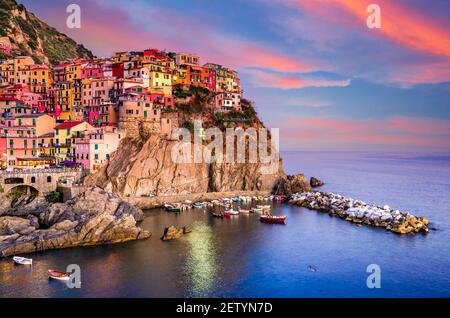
[19,0,450,152]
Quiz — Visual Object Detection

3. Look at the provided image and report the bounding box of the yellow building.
[148,70,172,96]
[54,81,75,121]
[38,132,56,158]
[29,64,53,94]
[54,121,94,162]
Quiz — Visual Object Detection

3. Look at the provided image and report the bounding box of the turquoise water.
[0,151,449,297]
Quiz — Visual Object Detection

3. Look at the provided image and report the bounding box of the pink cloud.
[45,1,313,73]
[243,69,351,89]
[278,116,450,150]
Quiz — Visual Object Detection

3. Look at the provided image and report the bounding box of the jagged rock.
[272,174,311,195]
[26,215,40,229]
[0,187,151,257]
[0,216,36,236]
[161,225,192,241]
[310,177,324,188]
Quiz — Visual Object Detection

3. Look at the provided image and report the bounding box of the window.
[106,154,110,160]
[95,154,99,160]
[31,177,36,183]
[47,176,52,183]
[95,144,99,150]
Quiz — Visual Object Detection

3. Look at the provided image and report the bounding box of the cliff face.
[89,121,285,198]
[0,0,93,64]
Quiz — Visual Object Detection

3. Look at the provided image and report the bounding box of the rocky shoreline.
[0,187,151,257]
[290,192,429,234]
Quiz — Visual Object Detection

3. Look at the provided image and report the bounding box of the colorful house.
[0,113,56,169]
[74,126,124,172]
[54,121,94,162]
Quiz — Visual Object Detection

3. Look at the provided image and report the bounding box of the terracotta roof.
[55,121,84,129]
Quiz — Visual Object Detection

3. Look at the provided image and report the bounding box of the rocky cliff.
[88,128,286,198]
[0,187,151,257]
[0,0,93,64]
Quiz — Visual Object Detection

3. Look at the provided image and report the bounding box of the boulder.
[0,216,36,236]
[310,177,324,188]
[273,174,311,195]
[161,225,192,241]
[0,187,151,257]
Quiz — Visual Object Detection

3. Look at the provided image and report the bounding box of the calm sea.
[1,151,449,297]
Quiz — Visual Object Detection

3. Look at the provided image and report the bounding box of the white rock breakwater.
[290,192,429,234]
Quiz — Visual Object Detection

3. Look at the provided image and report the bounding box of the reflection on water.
[184,222,219,298]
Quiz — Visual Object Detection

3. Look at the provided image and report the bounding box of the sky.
[18,0,450,152]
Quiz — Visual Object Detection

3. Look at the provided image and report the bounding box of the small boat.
[260,215,287,224]
[48,269,70,281]
[257,205,271,211]
[164,204,182,213]
[308,265,319,272]
[193,203,205,209]
[239,209,251,214]
[226,209,239,215]
[13,256,32,265]
[211,212,224,218]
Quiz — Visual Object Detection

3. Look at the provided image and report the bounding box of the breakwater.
[290,192,430,234]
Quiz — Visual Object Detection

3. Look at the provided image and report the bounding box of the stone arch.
[8,185,39,196]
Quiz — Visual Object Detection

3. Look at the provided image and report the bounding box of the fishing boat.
[48,269,70,281]
[260,215,287,224]
[226,209,239,215]
[13,256,32,265]
[164,204,182,213]
[193,202,205,209]
[211,212,224,218]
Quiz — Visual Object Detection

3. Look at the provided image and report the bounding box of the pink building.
[83,77,115,126]
[74,126,124,172]
[214,92,241,112]
[81,63,104,79]
[0,113,55,169]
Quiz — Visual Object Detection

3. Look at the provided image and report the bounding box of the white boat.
[226,209,239,215]
[239,209,251,214]
[257,205,271,211]
[13,256,32,265]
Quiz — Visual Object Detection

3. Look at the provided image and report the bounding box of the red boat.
[260,215,286,224]
[48,269,70,281]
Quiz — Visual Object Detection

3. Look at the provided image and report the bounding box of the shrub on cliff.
[45,191,63,203]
